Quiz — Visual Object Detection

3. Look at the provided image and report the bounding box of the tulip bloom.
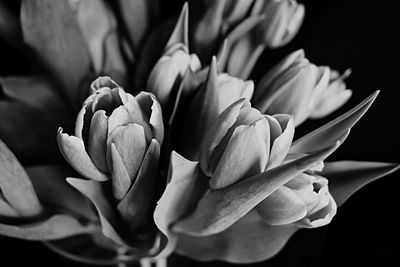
[57,77,164,253]
[253,49,352,125]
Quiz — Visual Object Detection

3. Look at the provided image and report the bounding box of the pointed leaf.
[173,142,340,236]
[0,214,95,240]
[0,139,43,217]
[321,161,400,207]
[290,91,379,153]
[165,3,188,50]
[57,128,108,181]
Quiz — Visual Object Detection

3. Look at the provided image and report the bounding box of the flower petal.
[88,110,109,173]
[67,178,126,246]
[165,2,188,49]
[153,152,208,257]
[57,128,108,181]
[107,124,147,181]
[210,125,268,189]
[136,92,164,144]
[310,89,353,119]
[173,142,340,236]
[110,144,131,200]
[0,214,96,240]
[0,139,43,217]
[321,161,400,207]
[256,186,307,225]
[290,91,379,154]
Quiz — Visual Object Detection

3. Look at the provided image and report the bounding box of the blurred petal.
[0,214,95,240]
[26,165,97,221]
[110,144,131,200]
[21,0,91,105]
[173,142,339,236]
[297,195,337,228]
[57,128,108,181]
[176,210,298,263]
[0,197,19,217]
[210,125,268,189]
[321,161,400,207]
[154,152,208,257]
[256,186,307,225]
[67,178,126,246]
[310,89,352,119]
[165,3,188,49]
[0,139,43,217]
[136,92,164,144]
[290,91,379,154]
[88,110,109,173]
[108,124,147,180]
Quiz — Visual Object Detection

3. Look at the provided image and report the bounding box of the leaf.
[175,210,298,263]
[0,139,43,217]
[321,161,400,207]
[67,178,126,246]
[153,152,208,257]
[165,3,189,50]
[173,142,340,236]
[0,214,95,240]
[21,0,91,105]
[26,165,98,222]
[290,91,379,154]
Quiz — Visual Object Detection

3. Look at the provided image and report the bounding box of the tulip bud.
[253,50,352,125]
[147,45,201,107]
[252,0,305,48]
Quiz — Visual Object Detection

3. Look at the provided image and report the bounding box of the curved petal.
[256,186,307,225]
[175,210,298,263]
[173,142,340,236]
[57,128,108,181]
[88,110,109,173]
[0,139,43,217]
[165,3,188,50]
[290,91,379,154]
[310,89,352,119]
[110,144,131,200]
[321,161,400,207]
[136,92,164,144]
[210,125,268,189]
[0,214,96,240]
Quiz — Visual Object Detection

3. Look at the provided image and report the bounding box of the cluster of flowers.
[0,0,398,265]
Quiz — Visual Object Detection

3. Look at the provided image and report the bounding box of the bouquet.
[0,0,398,266]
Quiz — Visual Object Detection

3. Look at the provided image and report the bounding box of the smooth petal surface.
[0,214,96,240]
[136,92,164,144]
[173,142,340,236]
[210,125,268,189]
[57,128,108,181]
[0,139,43,217]
[176,210,298,263]
[290,91,379,154]
[256,186,307,225]
[165,3,188,50]
[67,178,126,246]
[21,0,91,105]
[321,161,400,207]
[88,110,109,173]
[154,152,208,256]
[110,144,131,200]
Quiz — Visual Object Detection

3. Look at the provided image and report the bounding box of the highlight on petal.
[88,110,109,173]
[136,92,164,144]
[173,142,340,236]
[57,128,108,181]
[290,91,379,154]
[0,139,43,217]
[321,161,400,207]
[110,144,131,200]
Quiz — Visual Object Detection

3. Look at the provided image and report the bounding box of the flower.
[154,92,399,263]
[57,76,164,252]
[253,49,352,125]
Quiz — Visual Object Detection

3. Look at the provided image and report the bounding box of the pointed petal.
[321,161,400,207]
[26,165,97,221]
[136,92,164,144]
[165,3,188,49]
[290,91,379,153]
[67,178,126,246]
[88,110,109,173]
[154,152,208,256]
[0,214,96,240]
[118,140,160,233]
[21,0,91,105]
[107,124,147,180]
[210,125,268,189]
[110,144,131,200]
[57,128,108,181]
[173,142,340,236]
[0,139,43,217]
[175,210,298,263]
[256,186,307,225]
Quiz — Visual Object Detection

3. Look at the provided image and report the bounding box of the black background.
[1,0,399,266]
